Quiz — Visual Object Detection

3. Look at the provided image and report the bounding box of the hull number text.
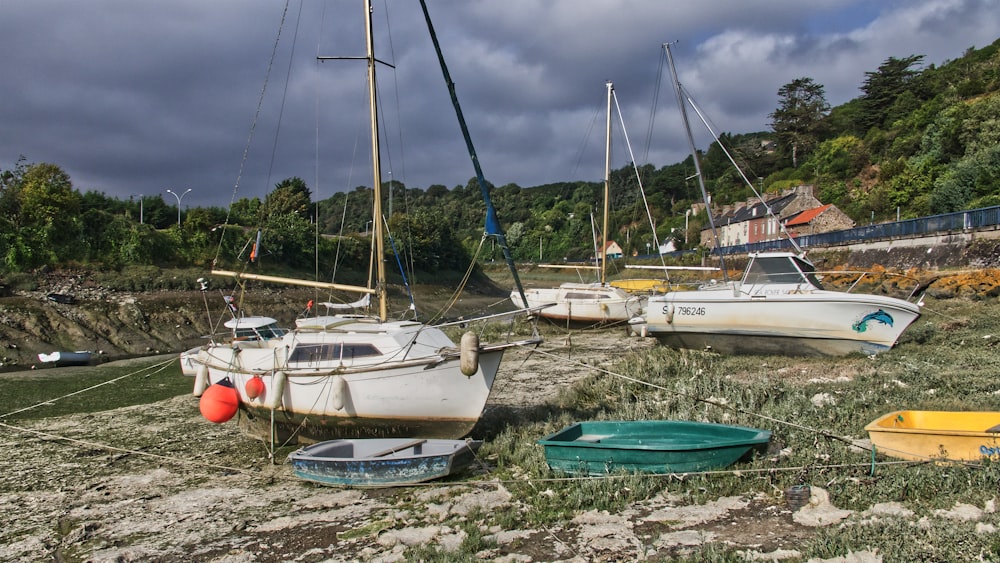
[666,305,706,316]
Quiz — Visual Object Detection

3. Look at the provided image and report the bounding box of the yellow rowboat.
[865,410,1000,462]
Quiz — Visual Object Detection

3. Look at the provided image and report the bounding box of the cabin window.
[289,343,381,363]
[744,256,825,288]
[234,327,259,339]
[257,324,287,339]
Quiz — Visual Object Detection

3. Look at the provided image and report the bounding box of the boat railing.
[812,269,924,301]
[631,267,922,301]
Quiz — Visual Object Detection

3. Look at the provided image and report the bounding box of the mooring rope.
[513,342,872,452]
[0,357,176,418]
[0,357,259,475]
[0,420,251,474]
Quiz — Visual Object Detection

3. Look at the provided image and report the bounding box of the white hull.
[186,3,538,444]
[631,252,922,356]
[638,290,920,356]
[510,283,644,325]
[187,316,531,442]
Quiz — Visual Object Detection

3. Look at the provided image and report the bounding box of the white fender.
[329,375,347,411]
[460,332,479,376]
[271,371,286,410]
[193,365,209,397]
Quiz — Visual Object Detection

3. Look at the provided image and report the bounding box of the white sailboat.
[509,82,645,327]
[183,0,539,443]
[628,44,921,356]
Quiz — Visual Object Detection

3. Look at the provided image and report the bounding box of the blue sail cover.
[484,193,502,236]
[420,0,526,302]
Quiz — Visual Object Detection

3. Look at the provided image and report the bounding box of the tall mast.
[601,81,613,286]
[664,43,727,279]
[417,0,528,306]
[365,0,387,321]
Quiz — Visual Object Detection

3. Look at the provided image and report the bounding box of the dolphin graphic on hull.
[853,309,894,333]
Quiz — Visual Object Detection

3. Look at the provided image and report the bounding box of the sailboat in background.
[510,82,645,327]
[629,43,921,356]
[184,0,539,444]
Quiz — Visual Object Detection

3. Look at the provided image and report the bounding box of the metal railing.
[706,205,1000,257]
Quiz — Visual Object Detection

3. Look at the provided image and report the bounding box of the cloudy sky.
[2,0,998,209]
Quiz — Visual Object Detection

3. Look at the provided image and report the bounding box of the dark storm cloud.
[1,0,997,208]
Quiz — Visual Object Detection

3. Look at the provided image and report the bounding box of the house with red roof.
[700,185,854,248]
[782,203,855,237]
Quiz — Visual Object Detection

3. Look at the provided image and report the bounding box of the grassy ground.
[0,356,189,421]
[2,296,999,560]
[476,295,1000,560]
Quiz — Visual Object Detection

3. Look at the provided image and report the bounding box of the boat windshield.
[289,343,382,364]
[743,255,823,288]
[233,323,287,340]
[791,256,825,288]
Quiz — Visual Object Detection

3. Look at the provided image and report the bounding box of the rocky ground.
[1,260,999,561]
[0,333,915,563]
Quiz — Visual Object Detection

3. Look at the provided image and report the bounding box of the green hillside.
[1,38,998,277]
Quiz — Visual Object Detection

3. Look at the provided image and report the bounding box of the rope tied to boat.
[510,342,867,453]
[0,357,176,419]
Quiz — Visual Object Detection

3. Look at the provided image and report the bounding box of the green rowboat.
[538,420,771,476]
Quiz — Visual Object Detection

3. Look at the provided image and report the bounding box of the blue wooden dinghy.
[287,438,481,487]
[538,420,771,476]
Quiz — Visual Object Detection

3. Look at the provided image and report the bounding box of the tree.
[811,136,867,178]
[257,212,315,269]
[16,163,84,267]
[228,197,262,227]
[264,177,312,220]
[0,157,27,269]
[387,210,469,272]
[769,77,830,168]
[858,55,925,132]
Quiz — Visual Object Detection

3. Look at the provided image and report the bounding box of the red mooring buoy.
[199,379,239,423]
[245,375,265,400]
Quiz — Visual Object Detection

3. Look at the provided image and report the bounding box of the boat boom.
[211,269,376,294]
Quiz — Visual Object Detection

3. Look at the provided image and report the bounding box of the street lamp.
[129,194,144,224]
[165,188,192,227]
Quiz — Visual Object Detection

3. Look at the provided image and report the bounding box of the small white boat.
[288,438,481,487]
[179,316,285,376]
[511,282,644,327]
[629,46,922,357]
[509,82,650,327]
[630,251,921,356]
[37,351,92,367]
